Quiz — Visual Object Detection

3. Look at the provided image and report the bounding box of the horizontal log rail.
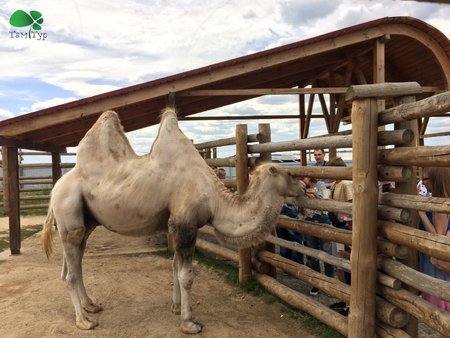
[267,234,350,270]
[378,257,450,302]
[380,192,450,214]
[248,134,352,153]
[291,198,410,224]
[286,164,412,182]
[19,204,48,210]
[278,216,352,245]
[287,166,351,180]
[194,133,263,149]
[379,220,450,262]
[378,129,414,146]
[180,87,349,96]
[378,91,450,126]
[248,129,412,154]
[18,179,53,185]
[267,234,401,289]
[195,238,239,263]
[375,323,411,338]
[345,82,422,101]
[378,145,450,167]
[257,251,409,330]
[204,156,258,168]
[254,273,348,336]
[378,286,450,337]
[277,217,408,259]
[20,195,50,201]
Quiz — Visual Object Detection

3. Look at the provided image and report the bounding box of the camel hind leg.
[54,199,99,329]
[171,223,203,334]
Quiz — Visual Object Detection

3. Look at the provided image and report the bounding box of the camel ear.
[269,165,278,175]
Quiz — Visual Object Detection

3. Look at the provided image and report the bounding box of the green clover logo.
[9,10,44,36]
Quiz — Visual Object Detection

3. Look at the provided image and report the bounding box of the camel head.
[212,163,304,249]
[249,163,304,198]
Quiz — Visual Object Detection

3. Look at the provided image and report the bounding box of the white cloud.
[1,0,449,152]
[31,97,79,111]
[0,108,14,119]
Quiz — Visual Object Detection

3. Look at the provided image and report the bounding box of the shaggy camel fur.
[42,107,302,334]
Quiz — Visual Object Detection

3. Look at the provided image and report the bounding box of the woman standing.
[418,166,450,312]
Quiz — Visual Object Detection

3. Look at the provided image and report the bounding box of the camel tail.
[42,206,56,259]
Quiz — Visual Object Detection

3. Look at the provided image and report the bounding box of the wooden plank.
[0,135,66,153]
[179,87,348,96]
[181,114,325,121]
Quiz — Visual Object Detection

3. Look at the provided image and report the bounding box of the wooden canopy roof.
[0,16,449,152]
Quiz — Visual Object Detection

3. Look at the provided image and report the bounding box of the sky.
[0,0,449,162]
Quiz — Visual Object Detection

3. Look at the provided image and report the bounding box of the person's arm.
[418,211,436,234]
[421,212,448,235]
[433,212,449,235]
[431,228,450,273]
[430,257,450,274]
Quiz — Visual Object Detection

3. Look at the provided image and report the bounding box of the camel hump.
[159,107,180,132]
[77,110,136,164]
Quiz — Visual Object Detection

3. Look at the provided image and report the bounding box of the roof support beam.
[0,136,66,153]
[179,88,347,96]
[180,114,325,121]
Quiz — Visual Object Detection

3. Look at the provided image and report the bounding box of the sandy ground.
[0,219,314,338]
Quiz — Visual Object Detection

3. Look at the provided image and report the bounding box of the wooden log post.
[236,124,252,285]
[2,146,10,214]
[299,93,307,166]
[258,123,277,278]
[393,95,419,337]
[51,152,62,185]
[5,147,21,255]
[348,94,379,337]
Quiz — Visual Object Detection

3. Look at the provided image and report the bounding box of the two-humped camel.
[42,107,302,334]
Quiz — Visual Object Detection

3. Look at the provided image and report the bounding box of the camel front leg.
[172,225,203,334]
[171,254,181,315]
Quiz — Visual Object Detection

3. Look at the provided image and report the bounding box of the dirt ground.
[0,218,315,338]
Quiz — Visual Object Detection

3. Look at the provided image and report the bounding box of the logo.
[9,10,47,40]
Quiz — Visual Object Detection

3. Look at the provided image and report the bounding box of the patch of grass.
[0,189,51,217]
[152,248,343,337]
[0,224,42,253]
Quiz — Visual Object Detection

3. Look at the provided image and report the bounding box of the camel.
[42,107,303,334]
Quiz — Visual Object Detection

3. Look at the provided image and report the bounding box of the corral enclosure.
[0,16,450,338]
[1,83,450,338]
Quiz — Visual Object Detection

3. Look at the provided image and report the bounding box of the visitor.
[314,148,333,188]
[418,166,450,312]
[326,157,353,316]
[300,176,334,296]
[313,148,327,167]
[214,167,226,179]
[277,202,304,265]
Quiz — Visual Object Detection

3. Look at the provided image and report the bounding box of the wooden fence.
[3,83,449,337]
[0,151,75,212]
[192,83,450,338]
